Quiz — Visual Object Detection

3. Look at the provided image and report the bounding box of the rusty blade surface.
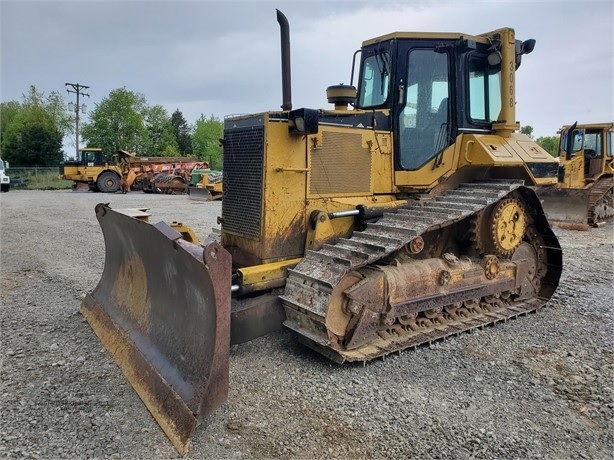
[80,203,231,456]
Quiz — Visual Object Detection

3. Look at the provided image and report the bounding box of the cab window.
[468,57,501,123]
[357,52,391,108]
[583,131,602,158]
[560,130,584,155]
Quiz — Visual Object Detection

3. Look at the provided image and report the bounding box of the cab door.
[394,44,455,189]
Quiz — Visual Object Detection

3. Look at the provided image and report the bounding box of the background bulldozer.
[81,11,562,455]
[187,169,223,200]
[537,122,613,229]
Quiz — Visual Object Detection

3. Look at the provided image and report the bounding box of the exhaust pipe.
[276,9,292,111]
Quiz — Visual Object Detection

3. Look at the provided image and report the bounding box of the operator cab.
[79,148,104,167]
[560,125,613,179]
[353,31,534,171]
[61,148,104,167]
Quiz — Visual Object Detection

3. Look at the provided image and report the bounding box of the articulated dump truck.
[81,11,563,455]
[60,148,207,194]
[537,122,614,230]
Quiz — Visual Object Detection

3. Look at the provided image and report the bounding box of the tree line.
[0,85,224,169]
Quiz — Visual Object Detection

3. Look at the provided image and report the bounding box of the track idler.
[81,204,232,455]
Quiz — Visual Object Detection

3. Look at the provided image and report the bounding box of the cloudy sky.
[1,0,612,143]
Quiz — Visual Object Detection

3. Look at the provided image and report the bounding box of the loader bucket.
[536,186,590,230]
[81,203,232,456]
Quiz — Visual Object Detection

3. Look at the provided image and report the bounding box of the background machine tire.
[96,172,120,193]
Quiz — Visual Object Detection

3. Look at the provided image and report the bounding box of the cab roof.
[361,31,492,47]
[560,122,614,131]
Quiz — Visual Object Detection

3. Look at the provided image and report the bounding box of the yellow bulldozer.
[537,122,613,229]
[81,11,563,455]
[187,169,224,200]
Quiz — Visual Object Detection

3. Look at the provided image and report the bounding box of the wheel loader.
[81,10,562,456]
[536,122,613,230]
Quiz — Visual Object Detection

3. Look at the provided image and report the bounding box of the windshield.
[0,159,4,171]
[357,51,391,107]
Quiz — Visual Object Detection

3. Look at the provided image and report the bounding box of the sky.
[1,0,613,149]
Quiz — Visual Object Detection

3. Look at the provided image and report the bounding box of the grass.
[10,170,74,190]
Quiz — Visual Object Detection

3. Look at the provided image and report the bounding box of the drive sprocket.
[471,197,526,258]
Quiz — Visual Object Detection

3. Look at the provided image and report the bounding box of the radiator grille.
[309,131,372,195]
[222,126,264,238]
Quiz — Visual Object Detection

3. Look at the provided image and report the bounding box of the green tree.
[192,114,223,168]
[0,101,21,153]
[520,125,534,138]
[46,91,74,137]
[160,144,182,156]
[1,85,70,165]
[536,135,559,157]
[144,105,179,156]
[170,109,192,155]
[2,107,62,166]
[21,85,73,137]
[81,88,150,157]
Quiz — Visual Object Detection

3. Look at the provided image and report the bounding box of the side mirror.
[521,39,536,55]
[488,51,502,66]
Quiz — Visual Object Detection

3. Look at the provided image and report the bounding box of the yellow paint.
[238,258,302,287]
[226,109,561,271]
[170,222,200,245]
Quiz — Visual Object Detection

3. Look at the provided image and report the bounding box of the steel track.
[281,180,561,362]
[588,176,614,225]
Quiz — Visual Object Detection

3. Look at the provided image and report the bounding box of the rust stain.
[111,248,151,334]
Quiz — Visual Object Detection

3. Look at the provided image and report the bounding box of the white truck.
[0,157,10,192]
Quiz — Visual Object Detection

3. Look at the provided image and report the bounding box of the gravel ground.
[1,189,613,459]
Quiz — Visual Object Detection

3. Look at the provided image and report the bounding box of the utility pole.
[65,83,90,160]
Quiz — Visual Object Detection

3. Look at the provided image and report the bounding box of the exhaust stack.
[276,9,292,111]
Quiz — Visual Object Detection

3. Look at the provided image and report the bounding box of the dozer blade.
[536,186,590,230]
[81,203,232,456]
[187,186,212,201]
